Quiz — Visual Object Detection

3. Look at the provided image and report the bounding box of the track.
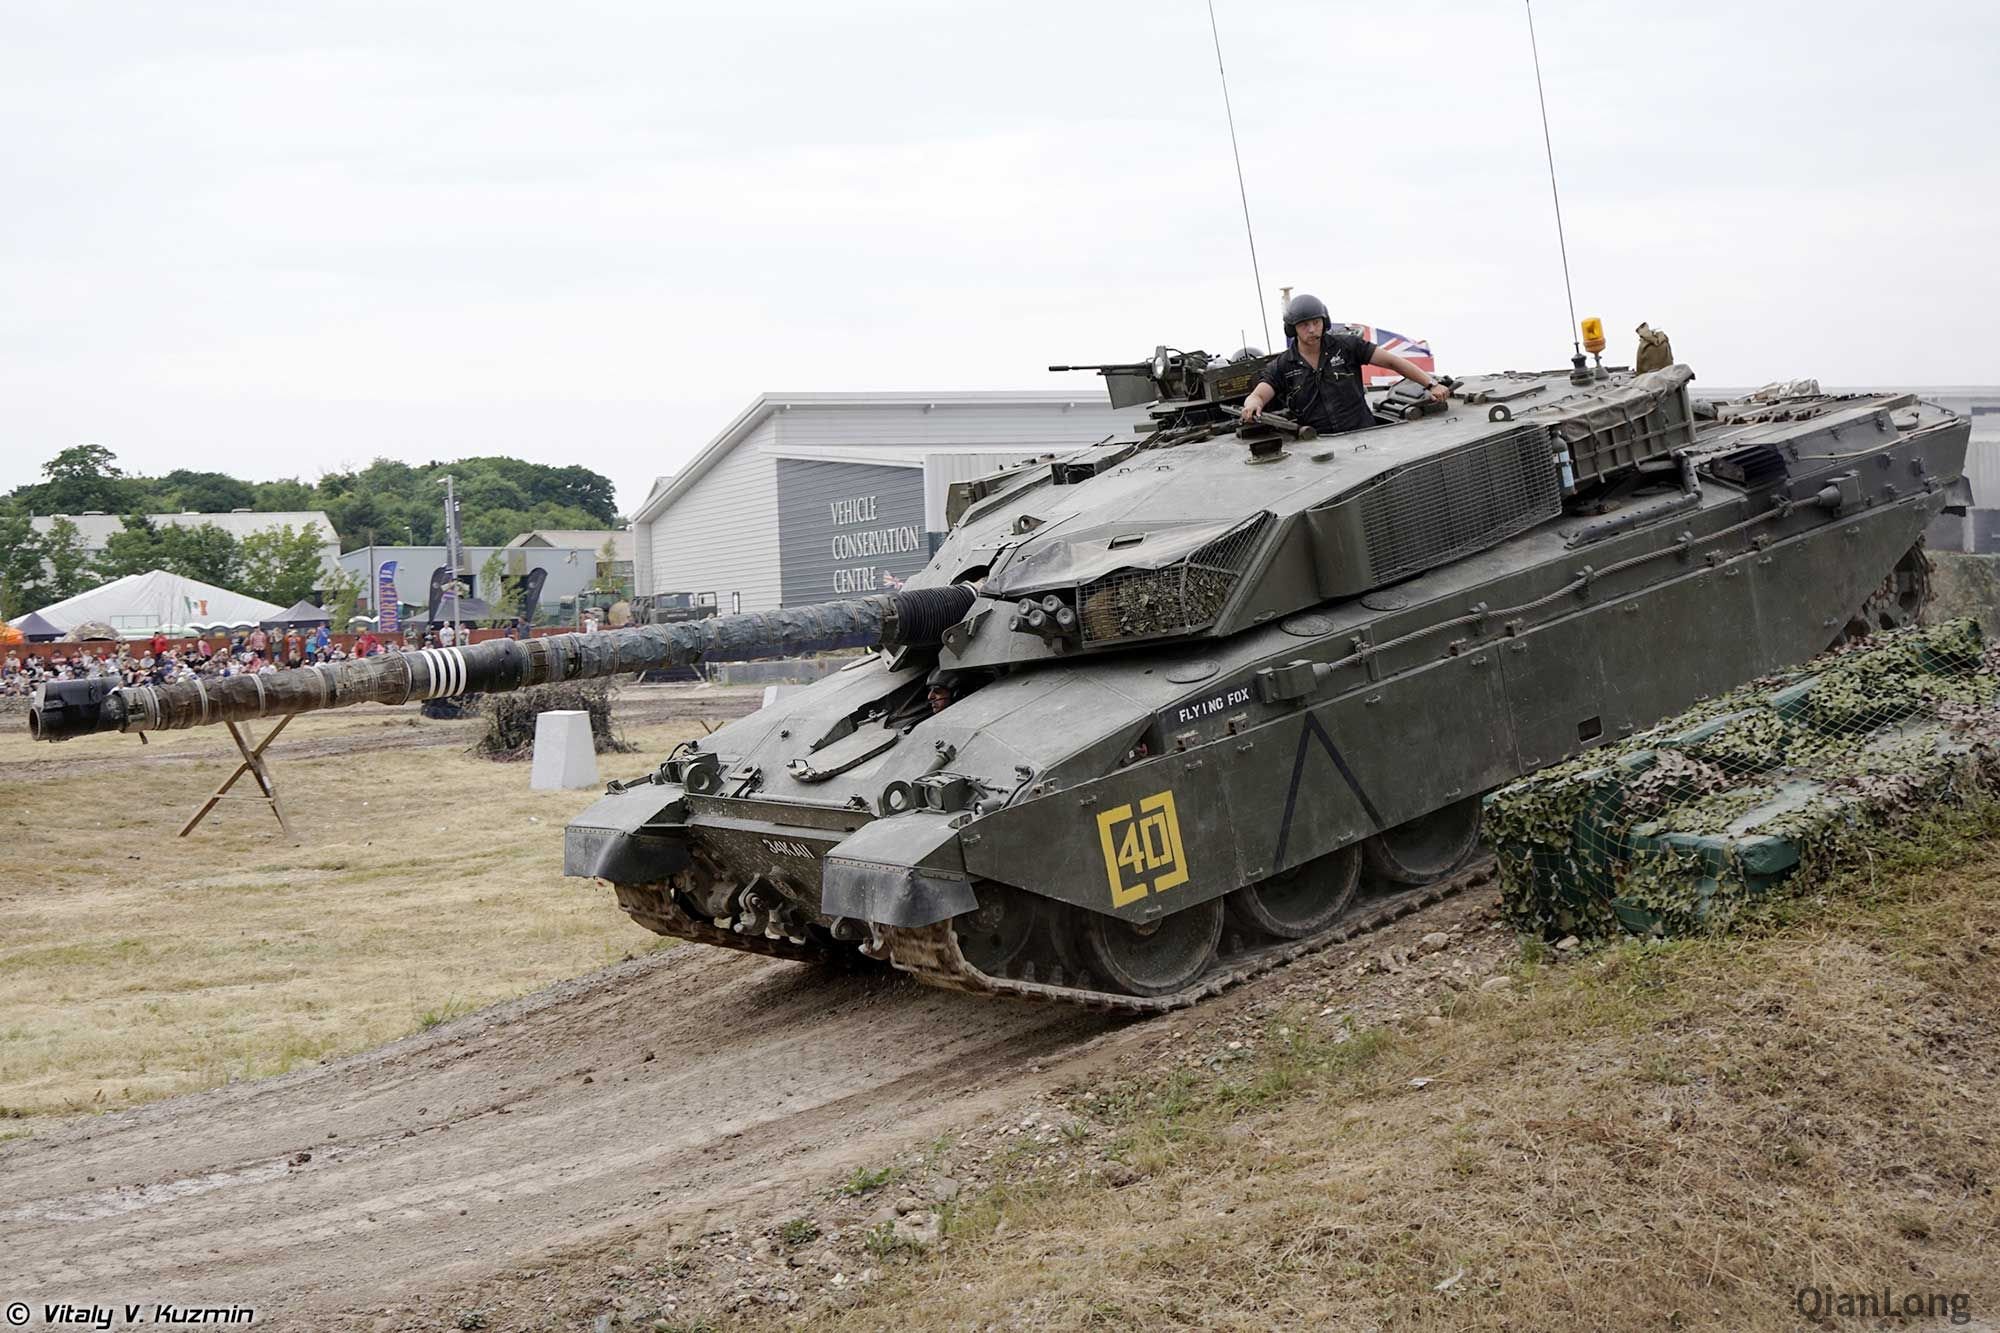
[616,858,1495,1012]
[885,860,1495,1012]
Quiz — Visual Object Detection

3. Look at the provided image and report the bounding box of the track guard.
[564,784,692,885]
[821,813,976,927]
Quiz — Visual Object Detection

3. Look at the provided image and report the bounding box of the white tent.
[11,571,283,638]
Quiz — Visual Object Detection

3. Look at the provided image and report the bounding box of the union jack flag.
[1350,324,1435,385]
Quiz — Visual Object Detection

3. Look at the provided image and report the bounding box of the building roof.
[631,391,1101,526]
[30,510,339,550]
[12,570,283,636]
[505,529,635,560]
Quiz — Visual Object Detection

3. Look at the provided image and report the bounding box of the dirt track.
[0,940,1116,1320]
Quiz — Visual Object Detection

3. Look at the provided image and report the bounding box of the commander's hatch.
[785,672,928,782]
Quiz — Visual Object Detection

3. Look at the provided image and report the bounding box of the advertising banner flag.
[378,560,400,634]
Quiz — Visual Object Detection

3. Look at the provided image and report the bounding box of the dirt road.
[0,939,1116,1320]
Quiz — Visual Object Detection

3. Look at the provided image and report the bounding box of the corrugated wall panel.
[920,451,1055,530]
[632,525,654,593]
[777,400,1128,448]
[639,420,782,610]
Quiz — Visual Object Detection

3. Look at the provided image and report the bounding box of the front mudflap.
[820,812,975,927]
[564,784,692,885]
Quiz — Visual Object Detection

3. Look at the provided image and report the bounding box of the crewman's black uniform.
[1255,331,1379,435]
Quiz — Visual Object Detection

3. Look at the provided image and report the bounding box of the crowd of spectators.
[0,619,539,697]
[3,625,409,697]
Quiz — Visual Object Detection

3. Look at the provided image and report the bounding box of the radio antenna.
[1524,0,1581,358]
[1207,0,1272,351]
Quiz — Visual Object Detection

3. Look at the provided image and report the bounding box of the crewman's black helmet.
[1282,293,1331,341]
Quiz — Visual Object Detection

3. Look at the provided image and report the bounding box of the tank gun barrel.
[28,587,977,744]
[1046,362,1151,373]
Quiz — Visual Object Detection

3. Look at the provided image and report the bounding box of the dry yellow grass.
[794,816,2000,1333]
[0,703,697,1121]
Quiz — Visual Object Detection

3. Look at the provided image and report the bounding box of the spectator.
[283,629,304,667]
[246,626,268,657]
[438,622,456,648]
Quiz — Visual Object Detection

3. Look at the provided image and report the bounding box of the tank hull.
[568,391,1967,1004]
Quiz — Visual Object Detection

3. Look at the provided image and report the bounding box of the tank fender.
[564,784,692,884]
[820,813,975,927]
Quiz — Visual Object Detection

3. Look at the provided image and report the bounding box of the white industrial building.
[631,391,1128,611]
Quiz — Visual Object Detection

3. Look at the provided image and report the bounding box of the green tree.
[238,524,328,605]
[477,551,523,626]
[459,507,529,548]
[93,515,165,580]
[42,517,94,601]
[542,465,618,524]
[158,470,255,513]
[0,511,49,618]
[18,445,154,515]
[252,478,317,511]
[319,563,365,624]
[96,518,242,586]
[591,537,632,601]
[457,472,530,518]
[325,490,395,547]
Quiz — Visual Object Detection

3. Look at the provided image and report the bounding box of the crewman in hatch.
[1240,293,1449,435]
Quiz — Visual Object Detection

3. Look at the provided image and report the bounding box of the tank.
[31,348,1971,1011]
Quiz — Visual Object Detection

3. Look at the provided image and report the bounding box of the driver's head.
[926,667,962,715]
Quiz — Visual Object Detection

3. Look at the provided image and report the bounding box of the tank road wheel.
[1225,844,1363,940]
[1075,899,1224,998]
[953,883,1042,976]
[1834,542,1933,647]
[1362,795,1483,886]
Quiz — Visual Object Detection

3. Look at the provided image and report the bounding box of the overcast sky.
[4,0,1994,519]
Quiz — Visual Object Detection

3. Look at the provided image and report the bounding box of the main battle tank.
[32,346,1971,1011]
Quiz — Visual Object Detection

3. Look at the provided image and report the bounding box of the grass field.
[0,701,707,1121]
[793,812,2000,1333]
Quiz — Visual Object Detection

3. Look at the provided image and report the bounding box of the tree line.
[1,445,623,620]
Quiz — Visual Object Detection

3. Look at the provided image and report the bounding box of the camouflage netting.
[1486,619,2000,941]
[477,681,635,761]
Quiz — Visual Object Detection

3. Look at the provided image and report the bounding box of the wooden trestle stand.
[178,714,300,842]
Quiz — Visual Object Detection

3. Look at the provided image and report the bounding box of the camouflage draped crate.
[1485,620,2000,940]
[478,681,635,761]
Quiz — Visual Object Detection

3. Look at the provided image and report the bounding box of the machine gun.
[1050,346,1224,409]
[1053,346,1275,414]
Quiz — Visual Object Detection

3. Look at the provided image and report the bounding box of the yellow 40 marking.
[1096,790,1190,908]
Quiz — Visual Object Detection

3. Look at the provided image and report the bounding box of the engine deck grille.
[1351,425,1562,585]
[1078,513,1270,644]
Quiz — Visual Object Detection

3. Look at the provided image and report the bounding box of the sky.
[3,0,1995,521]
